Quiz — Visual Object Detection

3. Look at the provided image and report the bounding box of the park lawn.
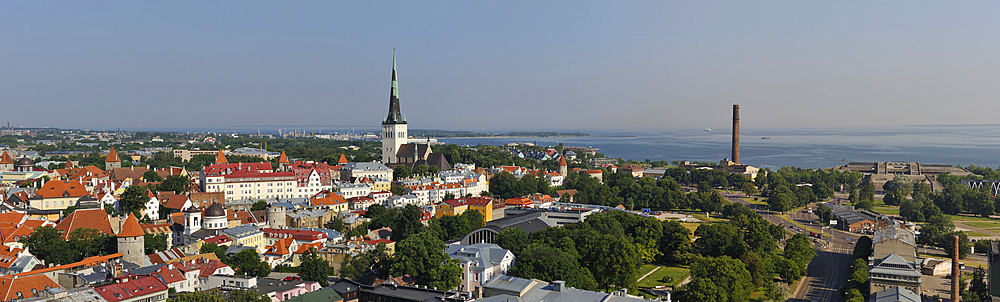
[742,197,768,206]
[777,214,833,238]
[636,266,690,288]
[947,214,997,222]
[689,213,730,223]
[872,207,900,216]
[680,222,701,233]
[636,264,659,280]
[960,221,1000,229]
[962,230,990,237]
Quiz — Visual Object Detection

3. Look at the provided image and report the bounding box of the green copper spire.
[384,48,406,124]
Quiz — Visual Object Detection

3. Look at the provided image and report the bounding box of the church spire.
[384,48,406,125]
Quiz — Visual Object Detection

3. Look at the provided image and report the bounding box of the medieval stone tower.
[117,213,145,264]
[267,205,286,229]
[381,49,407,164]
[105,148,122,170]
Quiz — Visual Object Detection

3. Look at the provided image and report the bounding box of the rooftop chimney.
[732,104,740,165]
[553,280,565,292]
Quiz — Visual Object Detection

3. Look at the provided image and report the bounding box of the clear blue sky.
[4,1,1000,132]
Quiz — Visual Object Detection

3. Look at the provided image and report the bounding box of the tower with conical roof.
[381,49,408,164]
[105,148,122,170]
[0,151,13,172]
[215,150,228,164]
[117,213,146,264]
[337,154,349,165]
[558,155,568,178]
[277,151,290,172]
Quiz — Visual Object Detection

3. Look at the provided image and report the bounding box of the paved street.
[724,193,858,302]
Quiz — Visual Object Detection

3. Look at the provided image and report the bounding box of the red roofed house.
[263,238,296,267]
[96,275,168,302]
[199,163,296,201]
[0,273,62,301]
[30,179,91,211]
[347,196,376,211]
[310,190,350,212]
[504,197,534,208]
[56,208,115,239]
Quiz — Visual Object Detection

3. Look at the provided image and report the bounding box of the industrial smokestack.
[732,104,740,165]
[953,235,960,302]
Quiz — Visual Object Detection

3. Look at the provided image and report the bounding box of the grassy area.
[742,197,767,206]
[777,214,833,238]
[636,266,690,288]
[871,207,900,216]
[679,222,701,233]
[947,214,997,222]
[689,213,729,223]
[959,221,1000,229]
[962,230,990,237]
[636,264,659,280]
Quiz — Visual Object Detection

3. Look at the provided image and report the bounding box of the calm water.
[441,126,1000,170]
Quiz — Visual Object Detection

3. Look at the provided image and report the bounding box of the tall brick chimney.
[953,235,960,302]
[732,104,740,165]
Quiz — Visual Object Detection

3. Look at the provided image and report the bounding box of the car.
[283,276,301,281]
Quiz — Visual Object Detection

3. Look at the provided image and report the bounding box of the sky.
[4,1,1000,132]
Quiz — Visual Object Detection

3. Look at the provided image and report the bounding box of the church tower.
[381,49,407,164]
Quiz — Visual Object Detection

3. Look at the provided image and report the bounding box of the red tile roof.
[558,156,567,166]
[215,150,227,164]
[117,213,145,238]
[277,151,289,164]
[55,209,114,239]
[105,148,120,163]
[311,191,348,207]
[163,195,190,210]
[337,154,349,164]
[96,275,167,302]
[0,152,12,164]
[0,274,61,301]
[36,180,89,199]
[146,248,185,265]
[294,242,324,254]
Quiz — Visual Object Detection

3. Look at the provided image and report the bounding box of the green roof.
[283,288,343,302]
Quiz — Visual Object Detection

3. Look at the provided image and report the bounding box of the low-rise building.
[446,243,514,292]
[221,224,266,252]
[869,253,921,294]
[96,275,169,302]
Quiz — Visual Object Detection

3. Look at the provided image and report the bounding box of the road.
[724,193,857,302]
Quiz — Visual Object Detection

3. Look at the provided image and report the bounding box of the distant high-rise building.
[382,49,407,164]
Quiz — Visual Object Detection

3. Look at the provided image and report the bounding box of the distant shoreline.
[435,135,596,139]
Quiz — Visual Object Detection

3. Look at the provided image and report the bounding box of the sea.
[122,125,1000,170]
[439,126,1000,170]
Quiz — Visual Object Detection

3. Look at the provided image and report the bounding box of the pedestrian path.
[635,266,660,284]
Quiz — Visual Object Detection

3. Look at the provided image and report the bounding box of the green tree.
[688,256,754,302]
[200,242,228,260]
[229,249,271,277]
[763,281,789,302]
[390,231,449,279]
[693,223,745,259]
[858,177,875,201]
[20,226,74,265]
[250,200,268,211]
[142,170,163,182]
[68,227,114,261]
[659,220,692,264]
[299,247,330,286]
[578,234,641,289]
[495,227,529,255]
[392,205,426,243]
[881,175,913,206]
[425,258,463,290]
[853,236,873,260]
[159,175,192,194]
[854,199,874,210]
[143,233,168,254]
[119,185,150,217]
[680,277,727,302]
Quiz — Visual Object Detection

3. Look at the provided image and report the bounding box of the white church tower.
[382,49,407,164]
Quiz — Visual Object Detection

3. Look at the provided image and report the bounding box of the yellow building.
[221,224,266,252]
[30,179,91,210]
[434,197,501,224]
